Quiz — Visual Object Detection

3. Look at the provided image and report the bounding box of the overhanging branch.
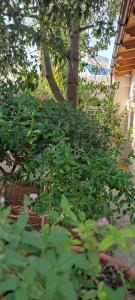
[0,154,24,176]
[80,24,94,32]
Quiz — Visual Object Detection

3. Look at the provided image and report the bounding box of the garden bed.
[4,181,43,230]
[5,181,37,204]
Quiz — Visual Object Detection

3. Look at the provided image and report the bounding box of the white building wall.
[114,72,135,176]
[114,76,131,161]
[114,75,131,113]
[128,70,135,175]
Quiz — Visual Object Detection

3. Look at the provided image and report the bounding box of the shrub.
[0,93,110,177]
[0,198,133,300]
[79,81,126,148]
[1,93,135,222]
[33,78,52,101]
[25,143,135,223]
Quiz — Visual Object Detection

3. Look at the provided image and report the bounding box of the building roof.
[111,0,135,77]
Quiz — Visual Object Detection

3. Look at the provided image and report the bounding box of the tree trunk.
[67,21,80,108]
[44,53,65,102]
[40,49,46,78]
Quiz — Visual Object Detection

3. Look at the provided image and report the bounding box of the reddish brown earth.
[5,182,43,230]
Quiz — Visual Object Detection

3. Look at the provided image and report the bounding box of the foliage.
[79,81,118,108]
[0,93,110,173]
[1,93,135,222]
[0,197,134,300]
[30,144,135,223]
[33,78,52,101]
[30,0,122,57]
[0,1,30,101]
[79,81,125,147]
[0,0,122,106]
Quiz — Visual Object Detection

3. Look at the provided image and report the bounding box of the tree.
[31,0,121,107]
[0,0,31,101]
[0,0,122,107]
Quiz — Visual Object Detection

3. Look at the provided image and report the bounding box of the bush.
[0,93,110,176]
[25,143,135,222]
[1,93,135,222]
[33,78,52,101]
[0,198,133,300]
[79,81,125,147]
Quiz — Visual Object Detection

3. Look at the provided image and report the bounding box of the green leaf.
[99,235,115,251]
[22,231,44,249]
[4,249,26,267]
[56,251,75,272]
[28,256,53,279]
[45,273,59,300]
[49,227,69,247]
[59,275,77,300]
[98,282,115,300]
[2,294,13,300]
[14,211,28,232]
[81,289,97,300]
[23,195,32,208]
[15,288,29,300]
[98,282,126,300]
[23,265,36,284]
[114,287,127,300]
[0,276,19,292]
[29,285,42,299]
[61,195,72,211]
[74,254,89,270]
[61,196,78,223]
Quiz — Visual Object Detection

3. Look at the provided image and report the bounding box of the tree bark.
[40,49,46,78]
[67,21,80,108]
[0,159,18,176]
[44,53,65,102]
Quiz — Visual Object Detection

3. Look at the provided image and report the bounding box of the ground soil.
[5,181,43,230]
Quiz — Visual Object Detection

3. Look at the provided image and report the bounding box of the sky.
[99,37,115,67]
[27,37,115,72]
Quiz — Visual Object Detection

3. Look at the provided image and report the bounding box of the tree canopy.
[0,0,122,106]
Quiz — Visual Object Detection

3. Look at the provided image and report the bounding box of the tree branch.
[0,161,18,176]
[10,160,18,175]
[44,53,65,102]
[80,24,94,32]
[0,165,9,176]
[0,154,23,176]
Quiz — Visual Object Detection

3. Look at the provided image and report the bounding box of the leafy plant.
[29,143,135,223]
[0,93,111,177]
[1,94,135,222]
[79,81,126,147]
[33,78,52,101]
[0,197,134,300]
